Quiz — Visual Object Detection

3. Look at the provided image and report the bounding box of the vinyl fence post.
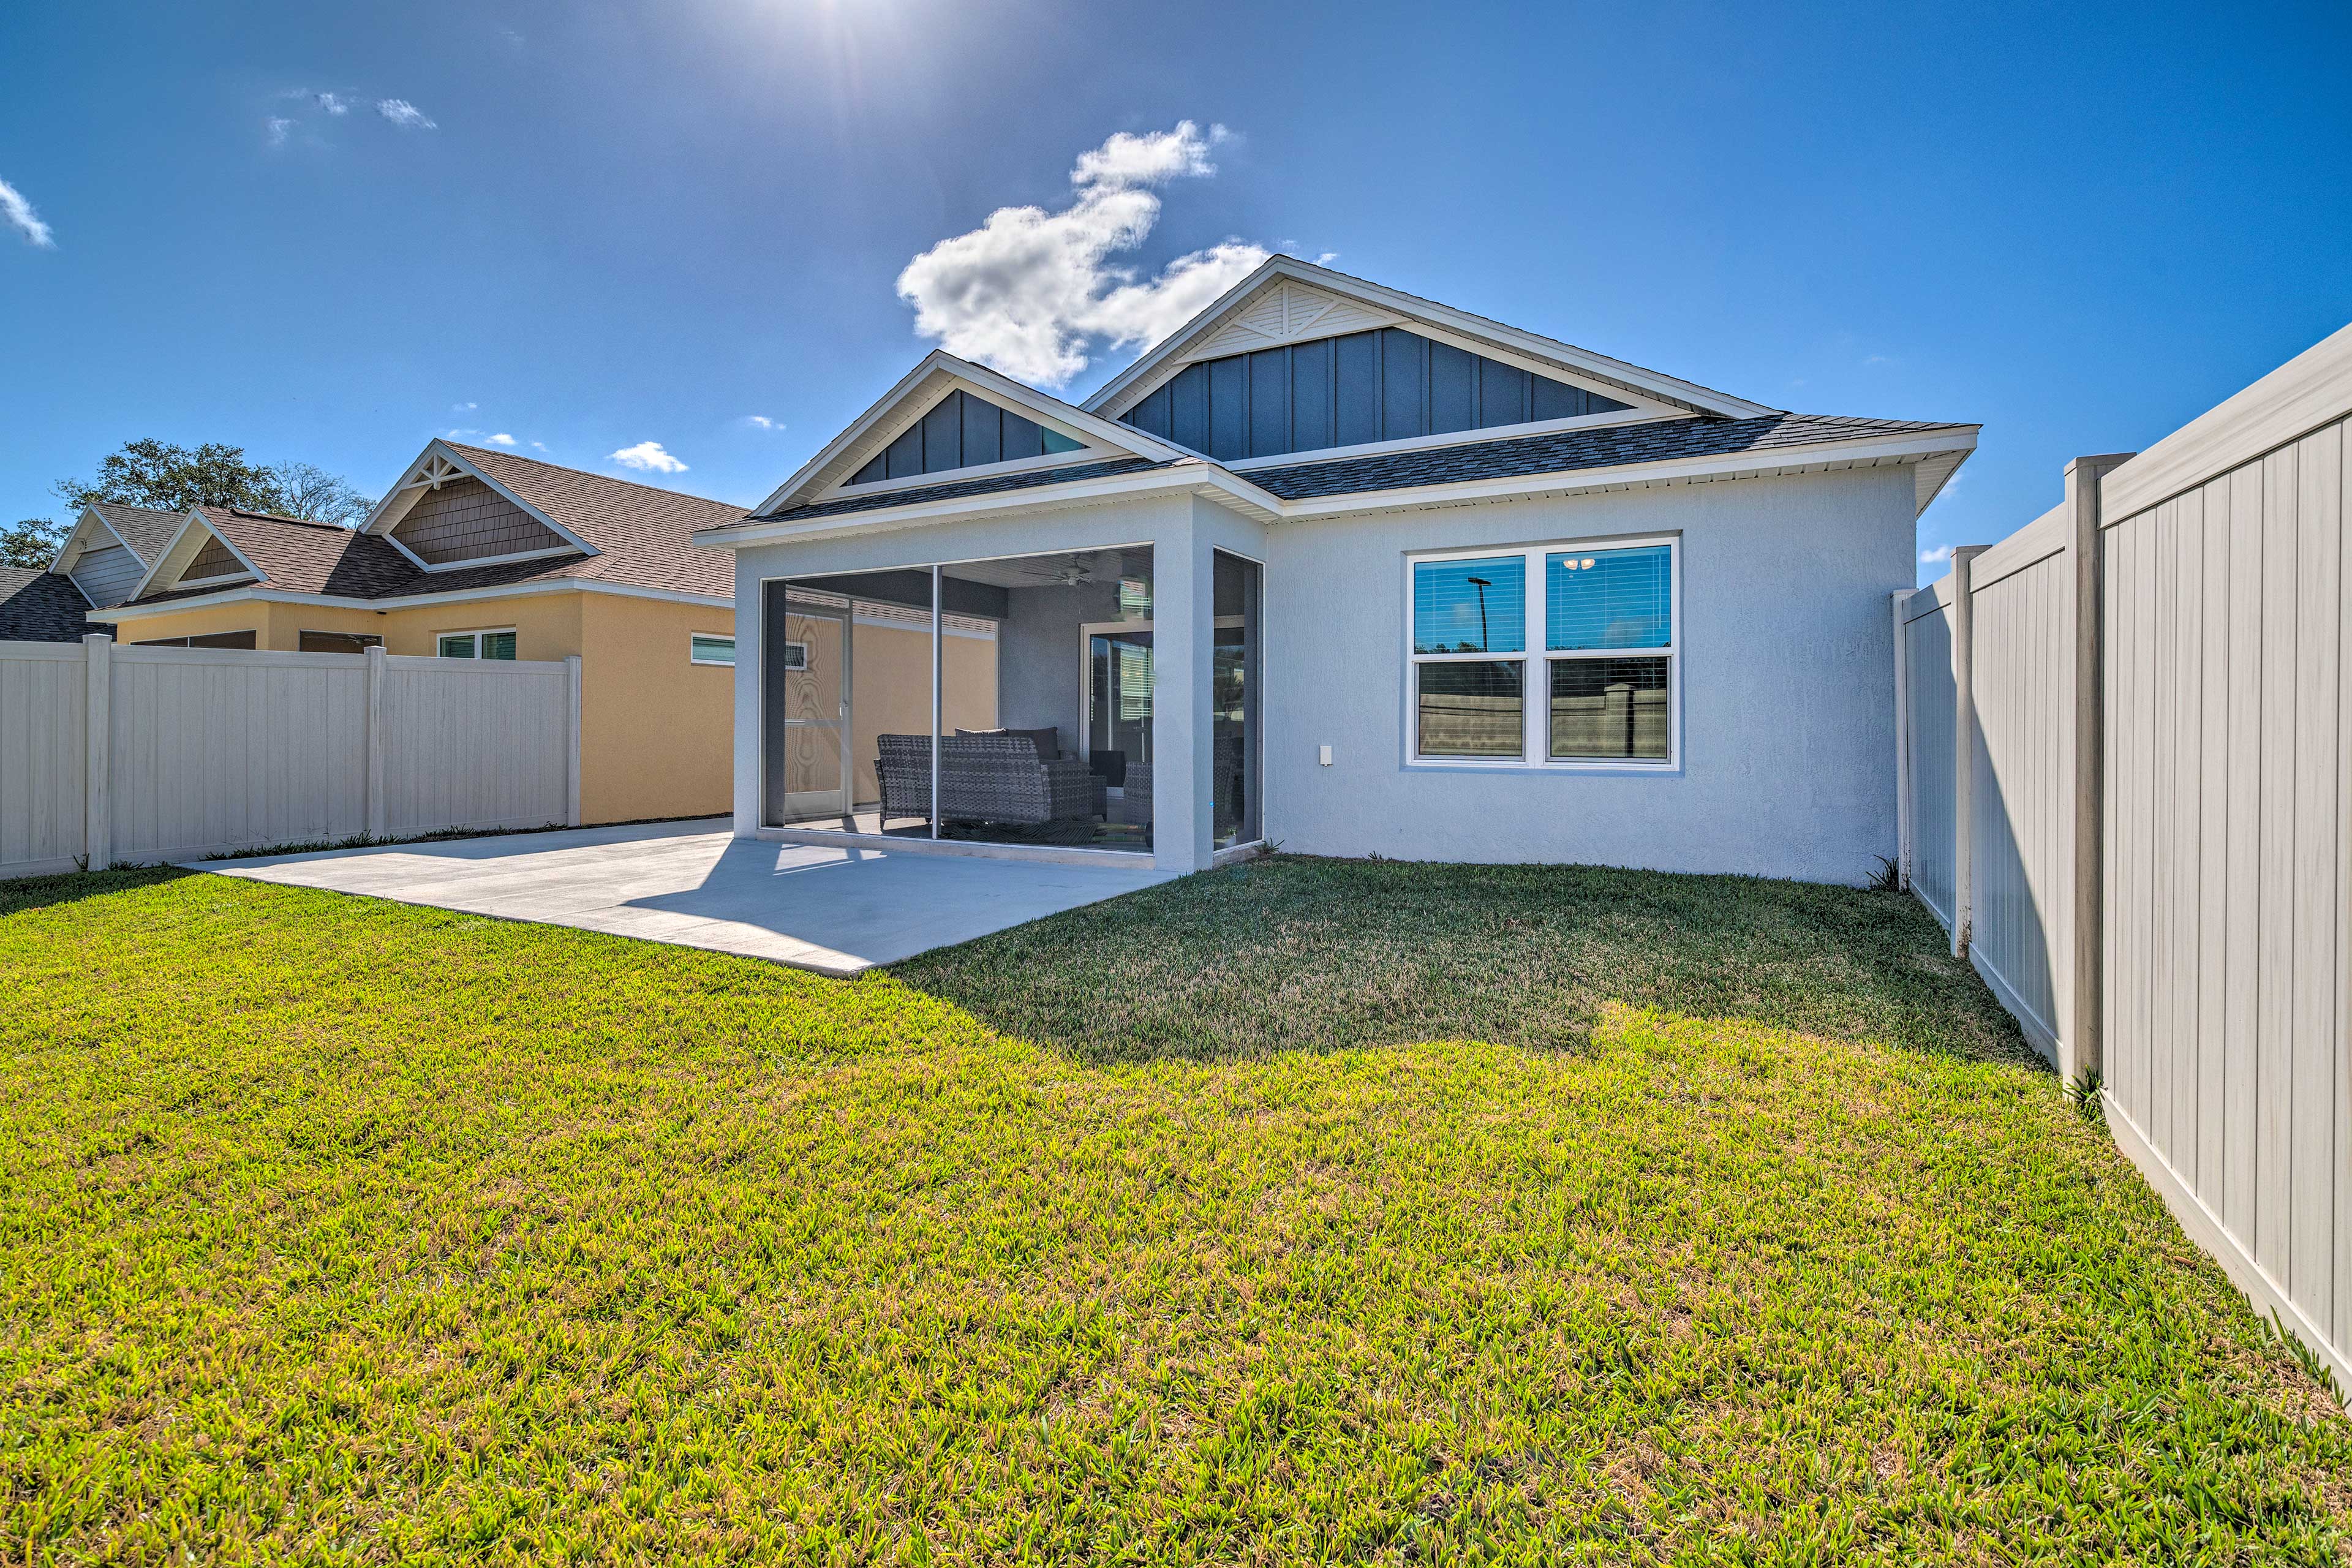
[565,654,584,829]
[1890,590,1912,891]
[82,633,111,871]
[2065,451,2135,1088]
[1949,546,1989,959]
[364,645,388,839]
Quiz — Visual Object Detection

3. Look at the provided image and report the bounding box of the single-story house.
[66,442,751,825]
[695,257,1978,883]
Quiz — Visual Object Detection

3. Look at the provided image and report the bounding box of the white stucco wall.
[1260,466,1915,882]
[726,464,1915,884]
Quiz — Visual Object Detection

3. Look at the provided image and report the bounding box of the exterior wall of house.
[723,468,1912,880]
[1261,466,1915,882]
[96,589,746,828]
[575,592,733,824]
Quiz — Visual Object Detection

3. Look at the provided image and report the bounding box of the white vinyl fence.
[0,638,580,878]
[1898,322,2352,1396]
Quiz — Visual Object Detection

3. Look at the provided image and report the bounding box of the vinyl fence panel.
[1900,584,1958,932]
[1964,507,2075,1061]
[379,654,573,836]
[0,643,89,878]
[2101,396,2349,1398]
[0,639,578,875]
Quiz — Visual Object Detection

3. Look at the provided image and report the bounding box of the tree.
[55,439,285,516]
[52,439,375,528]
[266,460,375,527]
[0,518,64,570]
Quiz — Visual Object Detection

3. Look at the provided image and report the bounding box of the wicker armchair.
[875,733,1097,829]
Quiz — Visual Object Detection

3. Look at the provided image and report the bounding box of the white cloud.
[1920,543,1954,565]
[315,92,349,115]
[265,117,293,148]
[452,401,477,412]
[740,415,785,431]
[895,119,1268,385]
[486,432,517,447]
[530,441,549,453]
[610,440,687,474]
[377,99,436,130]
[1,176,56,247]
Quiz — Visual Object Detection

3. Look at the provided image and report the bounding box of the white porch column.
[1149,514,1214,873]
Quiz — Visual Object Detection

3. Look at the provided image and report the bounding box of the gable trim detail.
[129,513,264,601]
[753,350,1190,518]
[1084,255,1777,423]
[361,442,597,561]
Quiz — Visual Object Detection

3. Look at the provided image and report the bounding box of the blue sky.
[3,0,2346,579]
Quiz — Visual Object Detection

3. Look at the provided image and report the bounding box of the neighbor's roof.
[1241,413,1966,501]
[118,447,742,608]
[0,566,100,642]
[85,502,188,564]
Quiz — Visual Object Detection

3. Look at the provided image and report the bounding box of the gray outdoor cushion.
[956,726,1061,759]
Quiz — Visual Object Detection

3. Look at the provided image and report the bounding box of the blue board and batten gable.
[846,390,1084,487]
[1119,327,1632,464]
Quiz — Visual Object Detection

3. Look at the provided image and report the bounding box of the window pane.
[437,634,475,658]
[1417,660,1523,758]
[1545,545,1672,650]
[1412,556,1525,654]
[691,634,736,665]
[481,631,517,660]
[1549,657,1670,760]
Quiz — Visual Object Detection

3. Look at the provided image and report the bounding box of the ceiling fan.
[1021,553,1096,587]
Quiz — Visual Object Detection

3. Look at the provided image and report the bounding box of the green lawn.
[2,858,2345,1564]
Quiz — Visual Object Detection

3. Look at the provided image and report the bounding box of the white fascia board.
[752,351,1189,517]
[91,576,732,623]
[1275,426,1983,522]
[1083,255,1777,421]
[363,440,599,559]
[709,464,1283,549]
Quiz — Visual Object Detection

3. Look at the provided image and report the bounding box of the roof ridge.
[445,442,744,514]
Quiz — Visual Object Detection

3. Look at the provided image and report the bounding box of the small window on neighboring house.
[690,633,736,666]
[134,630,259,650]
[437,628,518,659]
[299,631,383,654]
[782,640,808,671]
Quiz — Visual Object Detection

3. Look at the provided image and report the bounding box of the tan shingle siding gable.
[185,536,249,580]
[392,477,570,565]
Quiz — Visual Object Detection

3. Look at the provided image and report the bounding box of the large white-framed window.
[1404,533,1679,769]
[437,627,518,660]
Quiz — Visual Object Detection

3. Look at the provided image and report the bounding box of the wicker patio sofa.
[875,732,1098,830]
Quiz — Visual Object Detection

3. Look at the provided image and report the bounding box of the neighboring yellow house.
[80,441,747,826]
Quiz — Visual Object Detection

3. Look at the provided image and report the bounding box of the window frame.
[1402,532,1681,773]
[435,627,518,660]
[298,630,383,655]
[779,639,808,672]
[690,631,737,667]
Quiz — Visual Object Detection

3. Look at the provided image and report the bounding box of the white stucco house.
[693,257,1977,883]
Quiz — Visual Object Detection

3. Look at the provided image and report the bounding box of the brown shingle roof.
[119,448,742,608]
[88,502,188,564]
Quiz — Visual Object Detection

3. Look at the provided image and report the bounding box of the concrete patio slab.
[194,818,1178,975]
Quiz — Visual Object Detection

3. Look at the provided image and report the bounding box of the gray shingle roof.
[0,567,100,643]
[1240,413,1970,502]
[744,457,1169,526]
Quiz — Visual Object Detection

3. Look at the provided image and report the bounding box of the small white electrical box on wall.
[1319,745,1333,766]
